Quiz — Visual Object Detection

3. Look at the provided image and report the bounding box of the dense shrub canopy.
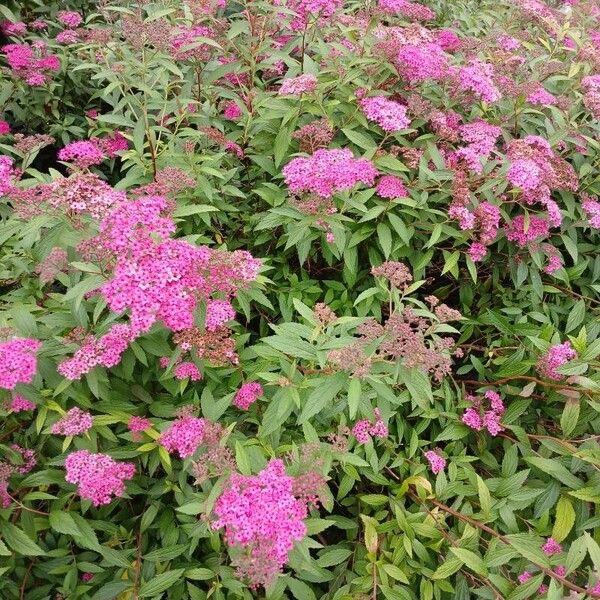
[1,0,600,598]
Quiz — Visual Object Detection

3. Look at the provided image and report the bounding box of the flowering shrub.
[1,0,600,598]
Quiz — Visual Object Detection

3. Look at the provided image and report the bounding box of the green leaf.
[185,568,215,580]
[347,377,361,420]
[565,299,585,333]
[138,568,185,597]
[477,476,492,516]
[316,548,352,567]
[565,535,587,574]
[0,522,45,556]
[524,457,584,489]
[552,497,576,542]
[560,399,580,438]
[298,373,346,424]
[377,223,392,258]
[448,548,488,577]
[342,128,376,150]
[49,511,82,537]
[287,578,316,600]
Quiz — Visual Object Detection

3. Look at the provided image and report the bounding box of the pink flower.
[55,30,79,45]
[468,242,487,262]
[352,409,388,443]
[360,96,410,132]
[2,21,27,36]
[424,450,447,474]
[174,361,202,381]
[583,195,600,228]
[57,11,83,28]
[504,215,550,247]
[396,43,449,83]
[160,416,206,458]
[518,571,532,583]
[0,337,41,389]
[65,450,135,506]
[553,565,566,577]
[7,395,36,413]
[223,101,242,120]
[507,159,542,190]
[51,407,93,436]
[128,416,151,435]
[212,459,310,587]
[278,74,318,96]
[0,120,10,135]
[233,382,263,410]
[457,60,501,102]
[527,86,557,106]
[58,140,105,168]
[205,299,236,332]
[482,411,504,436]
[436,30,461,52]
[378,0,435,19]
[484,390,505,414]
[283,148,377,198]
[537,341,577,380]
[376,175,408,198]
[462,407,483,430]
[352,419,371,444]
[542,537,562,555]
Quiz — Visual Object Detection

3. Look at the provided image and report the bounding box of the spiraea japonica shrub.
[1,0,600,598]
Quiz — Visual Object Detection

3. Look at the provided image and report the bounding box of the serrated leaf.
[0,522,45,556]
[449,547,487,577]
[138,568,185,597]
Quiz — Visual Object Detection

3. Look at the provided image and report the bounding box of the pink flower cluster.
[205,299,236,331]
[58,141,105,169]
[527,86,557,106]
[376,175,408,198]
[57,193,259,378]
[51,407,93,436]
[457,59,501,102]
[233,382,264,410]
[174,361,202,381]
[283,148,377,198]
[212,459,310,587]
[65,450,135,506]
[352,409,388,444]
[58,324,136,380]
[6,395,36,413]
[284,0,343,31]
[396,43,449,83]
[0,156,17,196]
[160,415,206,458]
[128,416,151,435]
[378,0,435,20]
[461,390,505,436]
[506,136,578,227]
[542,537,562,555]
[1,43,60,86]
[583,194,600,228]
[504,214,550,246]
[360,96,410,132]
[170,26,216,61]
[278,74,318,96]
[0,337,41,389]
[537,341,577,380]
[57,11,83,28]
[424,450,446,474]
[223,101,242,120]
[454,120,502,173]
